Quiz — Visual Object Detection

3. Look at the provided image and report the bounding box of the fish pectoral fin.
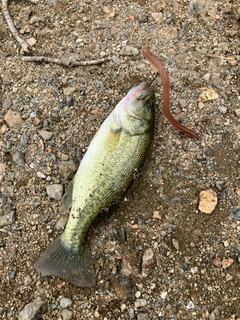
[60,181,73,215]
[111,122,122,133]
[36,236,95,287]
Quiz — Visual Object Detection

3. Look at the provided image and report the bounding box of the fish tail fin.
[35,236,95,287]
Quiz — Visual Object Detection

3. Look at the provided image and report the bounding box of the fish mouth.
[137,82,155,100]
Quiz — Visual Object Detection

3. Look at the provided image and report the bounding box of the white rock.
[198,189,218,214]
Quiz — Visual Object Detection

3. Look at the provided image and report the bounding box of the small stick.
[2,0,30,53]
[22,56,112,67]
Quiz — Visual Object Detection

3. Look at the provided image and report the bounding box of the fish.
[36,82,155,287]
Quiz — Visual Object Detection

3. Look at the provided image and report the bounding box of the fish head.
[114,83,155,135]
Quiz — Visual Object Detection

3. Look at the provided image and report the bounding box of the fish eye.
[146,99,154,109]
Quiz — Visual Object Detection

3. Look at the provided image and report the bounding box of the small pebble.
[113,226,126,242]
[38,129,53,141]
[112,55,121,65]
[20,134,29,146]
[218,106,227,114]
[198,189,218,214]
[13,152,25,166]
[199,88,218,102]
[58,161,77,180]
[137,14,148,23]
[230,208,240,221]
[2,98,12,109]
[37,172,46,179]
[172,238,179,250]
[66,96,74,107]
[142,248,154,277]
[153,211,161,220]
[151,12,163,21]
[160,291,167,300]
[0,211,16,227]
[46,184,63,200]
[4,110,24,127]
[120,45,139,56]
[203,73,210,81]
[137,311,149,320]
[60,297,73,309]
[62,308,73,320]
[26,37,37,46]
[234,109,240,118]
[135,299,147,308]
[18,301,47,320]
[63,87,76,96]
[9,270,16,279]
[195,43,208,54]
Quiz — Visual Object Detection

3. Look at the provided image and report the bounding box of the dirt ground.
[0,0,240,319]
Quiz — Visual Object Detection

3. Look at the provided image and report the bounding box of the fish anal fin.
[60,182,73,215]
[36,236,95,287]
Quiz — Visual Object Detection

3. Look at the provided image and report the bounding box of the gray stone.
[135,299,147,308]
[137,14,148,23]
[46,184,63,200]
[58,161,77,180]
[137,311,149,320]
[62,309,73,320]
[128,308,135,319]
[0,211,16,227]
[112,55,121,65]
[38,129,53,141]
[66,96,74,107]
[113,226,126,242]
[218,106,227,114]
[209,307,220,320]
[18,301,47,320]
[179,99,187,108]
[60,297,73,309]
[2,98,12,109]
[230,208,240,221]
[203,73,210,81]
[13,152,25,166]
[9,270,16,279]
[215,181,225,190]
[20,134,29,146]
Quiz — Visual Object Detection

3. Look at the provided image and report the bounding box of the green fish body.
[36,83,155,287]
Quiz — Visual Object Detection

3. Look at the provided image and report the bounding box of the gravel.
[0,0,239,319]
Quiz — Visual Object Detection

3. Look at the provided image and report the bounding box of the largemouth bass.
[36,83,155,287]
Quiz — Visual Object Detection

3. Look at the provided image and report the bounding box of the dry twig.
[2,0,31,53]
[22,56,112,67]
